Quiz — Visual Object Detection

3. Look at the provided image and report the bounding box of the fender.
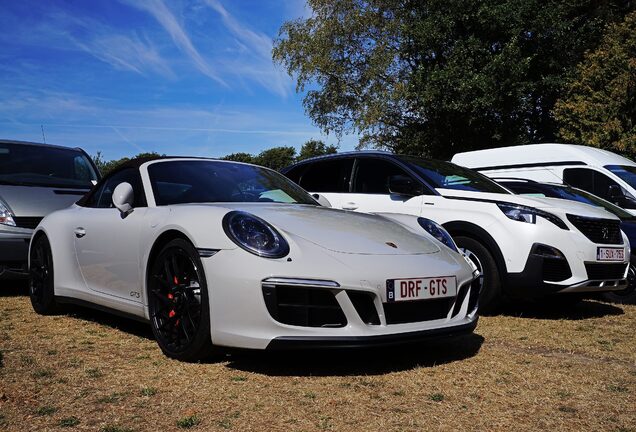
[442,221,508,275]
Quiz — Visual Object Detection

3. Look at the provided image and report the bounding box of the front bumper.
[506,242,629,298]
[0,227,32,279]
[197,242,479,350]
[266,319,478,350]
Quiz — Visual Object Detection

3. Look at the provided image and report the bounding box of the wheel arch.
[442,221,508,275]
[145,230,193,290]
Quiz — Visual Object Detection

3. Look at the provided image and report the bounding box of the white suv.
[283,151,630,312]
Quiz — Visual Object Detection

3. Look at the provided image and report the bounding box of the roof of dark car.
[0,139,84,152]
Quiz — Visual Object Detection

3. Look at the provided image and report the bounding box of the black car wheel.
[600,262,636,304]
[455,236,502,314]
[29,235,60,315]
[148,238,215,361]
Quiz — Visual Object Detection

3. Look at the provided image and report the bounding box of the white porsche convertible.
[29,157,479,360]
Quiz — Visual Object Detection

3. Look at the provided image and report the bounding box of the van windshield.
[401,157,510,194]
[606,165,636,191]
[0,142,98,189]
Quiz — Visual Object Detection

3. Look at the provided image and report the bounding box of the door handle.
[74,227,86,238]
[342,202,358,210]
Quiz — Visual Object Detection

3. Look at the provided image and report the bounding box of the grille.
[383,298,453,325]
[347,291,380,325]
[567,215,622,244]
[13,217,43,229]
[262,284,346,328]
[585,263,628,280]
[543,258,572,282]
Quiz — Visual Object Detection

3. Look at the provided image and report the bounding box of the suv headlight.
[222,211,289,258]
[0,198,16,227]
[497,203,568,230]
[417,217,458,252]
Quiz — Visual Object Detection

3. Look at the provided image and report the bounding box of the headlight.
[222,211,289,258]
[497,203,568,230]
[417,217,458,252]
[0,198,16,227]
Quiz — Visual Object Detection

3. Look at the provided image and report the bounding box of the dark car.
[0,139,99,279]
[497,178,636,304]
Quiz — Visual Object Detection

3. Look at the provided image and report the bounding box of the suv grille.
[585,263,628,280]
[567,215,622,245]
[13,217,43,229]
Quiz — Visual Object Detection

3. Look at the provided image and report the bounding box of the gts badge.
[130,291,141,299]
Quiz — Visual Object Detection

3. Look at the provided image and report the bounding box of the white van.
[452,144,636,214]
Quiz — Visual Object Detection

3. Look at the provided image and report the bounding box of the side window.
[284,164,307,185]
[298,159,354,193]
[593,172,621,200]
[353,158,414,194]
[563,168,594,193]
[84,169,146,208]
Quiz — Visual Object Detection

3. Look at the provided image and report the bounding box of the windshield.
[605,165,636,190]
[0,142,98,189]
[505,182,633,220]
[148,160,318,206]
[401,157,510,194]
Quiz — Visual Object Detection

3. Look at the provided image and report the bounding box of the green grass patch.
[176,415,201,429]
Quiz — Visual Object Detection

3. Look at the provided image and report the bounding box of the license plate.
[597,247,625,262]
[386,276,457,302]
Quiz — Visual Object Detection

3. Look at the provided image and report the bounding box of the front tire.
[29,235,61,315]
[147,238,215,361]
[454,236,502,314]
[600,261,636,304]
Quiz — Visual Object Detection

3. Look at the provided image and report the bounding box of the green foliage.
[253,146,297,171]
[297,139,338,161]
[220,152,255,164]
[92,152,165,176]
[273,0,632,158]
[554,11,636,159]
[59,416,80,428]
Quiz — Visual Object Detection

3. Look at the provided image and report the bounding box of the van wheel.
[454,236,502,314]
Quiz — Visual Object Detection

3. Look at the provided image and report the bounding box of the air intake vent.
[585,263,628,280]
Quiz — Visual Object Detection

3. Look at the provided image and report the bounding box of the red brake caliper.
[169,276,179,325]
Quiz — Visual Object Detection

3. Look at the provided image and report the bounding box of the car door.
[339,157,425,216]
[73,168,147,302]
[564,167,636,210]
[289,158,354,208]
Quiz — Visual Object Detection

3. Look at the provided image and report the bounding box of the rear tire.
[147,238,215,361]
[454,236,502,314]
[29,235,61,315]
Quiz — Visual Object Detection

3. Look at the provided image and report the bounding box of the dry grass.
[0,286,634,431]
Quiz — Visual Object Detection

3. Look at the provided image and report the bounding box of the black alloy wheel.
[29,235,60,314]
[148,238,214,361]
[600,262,636,304]
[454,236,502,314]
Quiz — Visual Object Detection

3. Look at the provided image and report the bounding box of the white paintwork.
[31,158,479,350]
[300,154,630,296]
[452,143,636,215]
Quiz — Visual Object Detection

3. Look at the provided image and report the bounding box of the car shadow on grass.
[0,282,29,297]
[499,299,624,320]
[63,306,155,341]
[224,333,484,376]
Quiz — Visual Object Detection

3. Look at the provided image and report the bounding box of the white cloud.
[119,0,227,86]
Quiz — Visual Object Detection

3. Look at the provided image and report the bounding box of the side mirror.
[112,182,134,216]
[312,193,332,208]
[389,175,421,197]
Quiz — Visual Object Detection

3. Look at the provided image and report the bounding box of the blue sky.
[0,0,357,160]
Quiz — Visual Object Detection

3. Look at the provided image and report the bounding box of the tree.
[554,11,636,158]
[297,139,338,161]
[273,0,632,159]
[254,146,297,170]
[92,152,164,176]
[220,152,255,164]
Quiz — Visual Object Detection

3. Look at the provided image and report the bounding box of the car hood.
[437,189,620,220]
[0,185,88,216]
[207,203,440,255]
